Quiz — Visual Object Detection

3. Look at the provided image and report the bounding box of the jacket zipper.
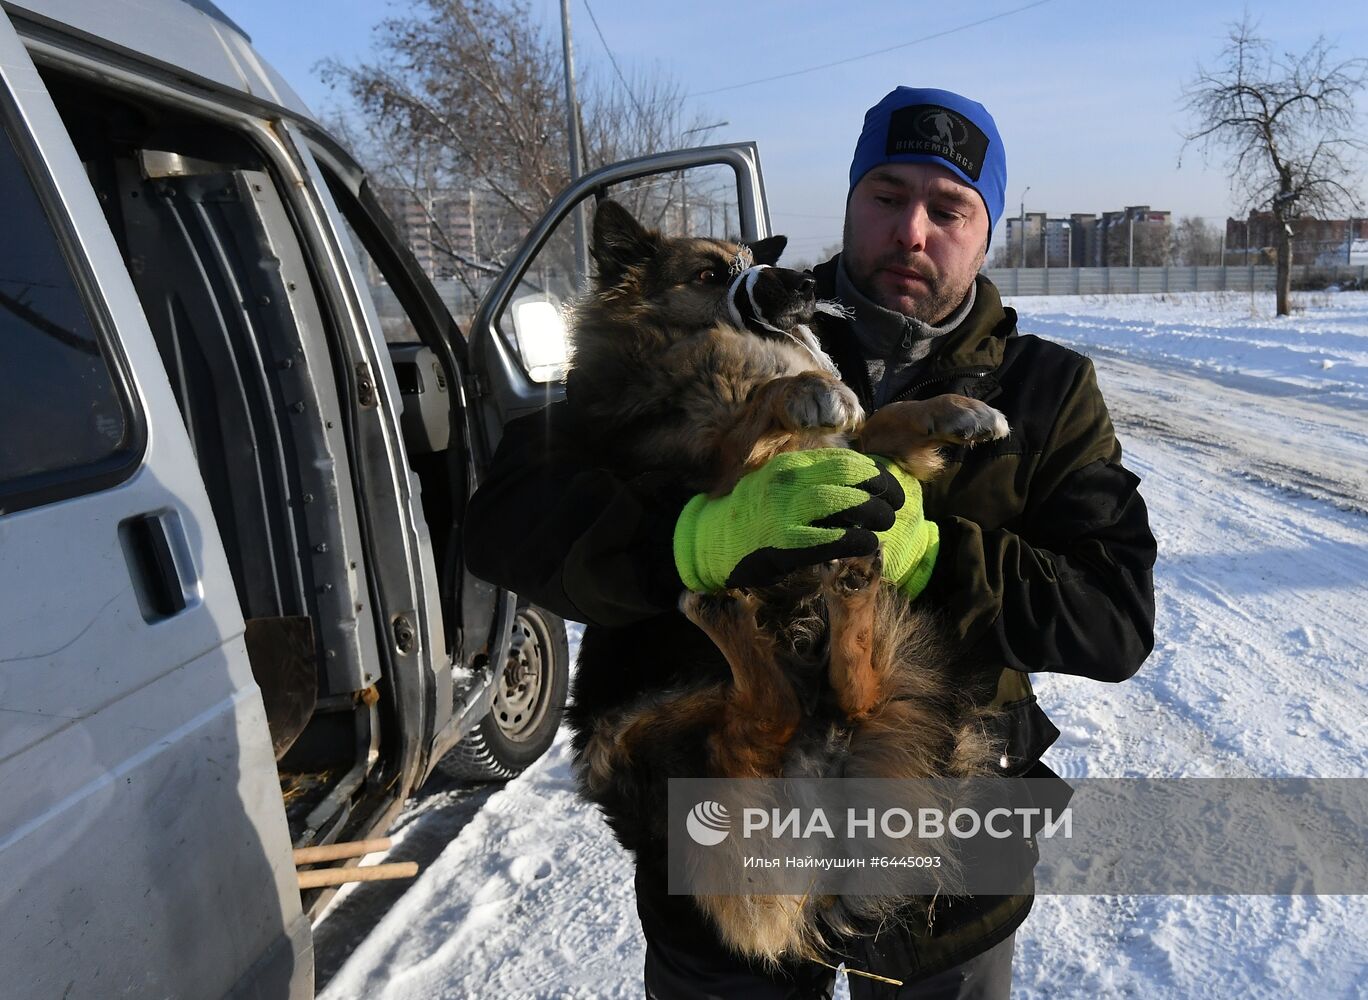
[892,365,994,403]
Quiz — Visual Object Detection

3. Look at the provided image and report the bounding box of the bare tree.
[786,242,844,273]
[1137,223,1173,267]
[319,0,711,302]
[1102,219,1171,267]
[987,237,1046,268]
[986,243,1015,269]
[1181,17,1368,314]
[1171,217,1223,266]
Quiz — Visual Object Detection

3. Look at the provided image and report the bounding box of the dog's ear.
[746,235,788,266]
[591,200,658,284]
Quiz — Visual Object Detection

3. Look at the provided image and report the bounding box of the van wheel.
[441,604,569,782]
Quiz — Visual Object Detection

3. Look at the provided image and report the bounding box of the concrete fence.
[982,264,1368,296]
[369,268,1368,327]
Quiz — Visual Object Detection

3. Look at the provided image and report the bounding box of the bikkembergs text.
[739,806,1073,841]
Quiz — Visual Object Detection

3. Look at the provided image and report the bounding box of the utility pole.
[677,122,728,235]
[468,188,478,262]
[559,0,588,285]
[1128,215,1135,267]
[1019,186,1031,268]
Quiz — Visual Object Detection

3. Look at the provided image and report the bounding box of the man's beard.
[849,252,962,324]
[841,221,983,324]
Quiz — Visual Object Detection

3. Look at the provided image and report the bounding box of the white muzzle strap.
[725,265,843,378]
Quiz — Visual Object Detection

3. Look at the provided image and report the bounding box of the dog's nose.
[799,275,816,296]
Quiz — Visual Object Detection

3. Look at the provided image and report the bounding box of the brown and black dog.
[564,200,1010,966]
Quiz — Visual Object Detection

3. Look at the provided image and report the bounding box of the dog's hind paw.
[681,590,757,631]
[821,552,883,595]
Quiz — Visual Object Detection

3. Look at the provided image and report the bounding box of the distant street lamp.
[681,121,730,143]
[677,121,729,232]
[559,0,588,280]
[1019,186,1031,268]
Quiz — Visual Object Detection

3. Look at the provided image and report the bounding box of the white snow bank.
[1005,289,1368,406]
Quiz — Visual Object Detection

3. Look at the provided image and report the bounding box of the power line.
[582,0,649,125]
[684,0,1056,99]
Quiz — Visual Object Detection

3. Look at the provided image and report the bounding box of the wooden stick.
[297,862,418,890]
[292,838,392,865]
[813,960,903,987]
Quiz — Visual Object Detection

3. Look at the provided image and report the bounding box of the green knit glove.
[673,449,904,592]
[870,457,940,601]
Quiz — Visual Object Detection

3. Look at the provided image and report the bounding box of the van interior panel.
[43,70,386,844]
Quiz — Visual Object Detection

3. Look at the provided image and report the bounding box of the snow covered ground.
[315,291,1368,999]
[1006,289,1368,408]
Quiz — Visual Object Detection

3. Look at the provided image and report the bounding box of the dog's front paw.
[931,396,1009,445]
[780,375,863,431]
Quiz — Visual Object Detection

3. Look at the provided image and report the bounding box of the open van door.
[0,14,309,999]
[297,131,513,779]
[466,143,772,451]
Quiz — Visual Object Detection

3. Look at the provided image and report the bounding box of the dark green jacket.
[463,264,1156,981]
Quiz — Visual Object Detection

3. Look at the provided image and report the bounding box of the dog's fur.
[564,200,1010,967]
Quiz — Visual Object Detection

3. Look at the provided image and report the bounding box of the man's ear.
[591,200,658,284]
[746,235,788,266]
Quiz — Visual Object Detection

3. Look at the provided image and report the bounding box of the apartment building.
[1225,214,1368,266]
[1004,205,1170,267]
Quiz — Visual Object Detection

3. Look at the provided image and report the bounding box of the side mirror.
[508,294,568,383]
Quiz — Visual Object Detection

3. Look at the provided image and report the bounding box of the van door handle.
[120,511,194,621]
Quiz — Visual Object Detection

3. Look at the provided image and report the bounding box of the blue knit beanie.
[849,87,1007,237]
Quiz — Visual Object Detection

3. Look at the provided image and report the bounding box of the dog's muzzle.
[726,266,841,378]
[725,265,814,333]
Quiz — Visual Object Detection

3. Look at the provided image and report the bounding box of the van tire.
[441,604,569,782]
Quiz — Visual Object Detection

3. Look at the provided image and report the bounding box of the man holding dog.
[465,86,1156,999]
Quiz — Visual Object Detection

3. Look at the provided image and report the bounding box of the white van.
[0,1,772,995]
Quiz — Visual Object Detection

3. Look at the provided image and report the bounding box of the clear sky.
[221,0,1368,259]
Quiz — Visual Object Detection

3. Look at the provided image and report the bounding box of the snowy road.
[1084,349,1368,515]
[314,292,1368,999]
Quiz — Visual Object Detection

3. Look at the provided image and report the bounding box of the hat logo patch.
[885,103,990,182]
[914,108,967,153]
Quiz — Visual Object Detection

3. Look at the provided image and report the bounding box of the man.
[464,86,1156,998]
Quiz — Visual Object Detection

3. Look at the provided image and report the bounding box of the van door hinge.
[392,613,418,654]
[356,362,377,408]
